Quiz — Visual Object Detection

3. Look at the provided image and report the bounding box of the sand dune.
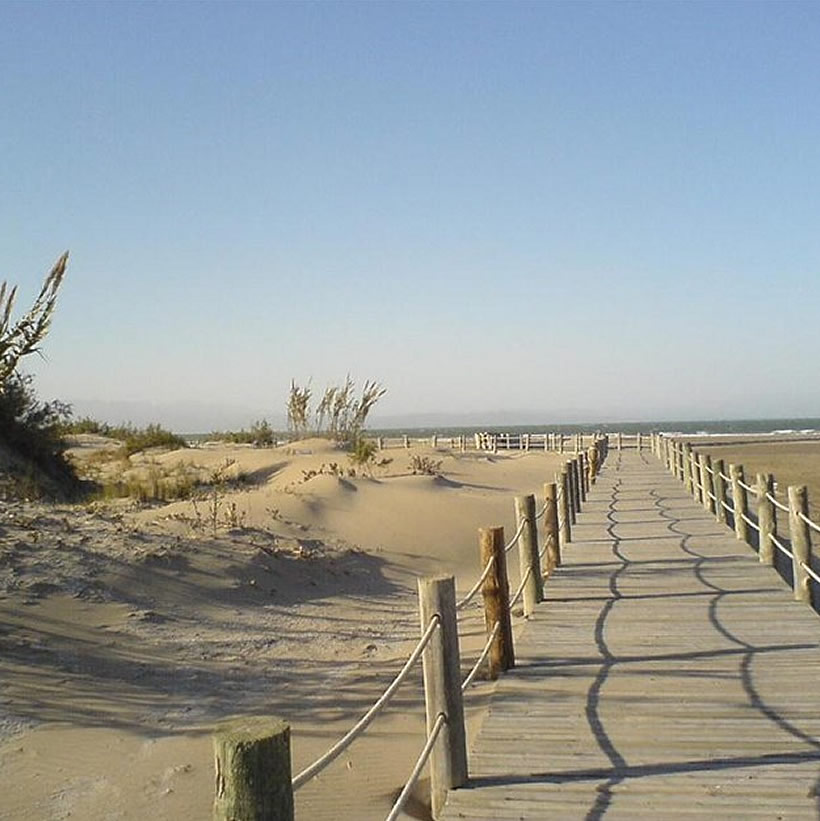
[0,438,569,820]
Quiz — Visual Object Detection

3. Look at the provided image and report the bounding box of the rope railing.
[461,622,501,692]
[766,491,790,513]
[739,479,757,494]
[385,712,447,821]
[720,499,734,514]
[769,532,794,561]
[509,564,533,610]
[504,516,528,553]
[741,512,760,532]
[719,470,732,483]
[456,554,495,612]
[800,561,820,586]
[799,511,820,535]
[291,614,440,790]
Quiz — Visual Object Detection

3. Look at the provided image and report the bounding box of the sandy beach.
[0,436,569,820]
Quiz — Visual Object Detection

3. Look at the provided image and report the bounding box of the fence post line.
[713,459,727,524]
[558,467,572,546]
[478,527,515,676]
[543,482,561,573]
[514,494,542,613]
[417,575,468,818]
[756,473,776,565]
[729,464,749,543]
[788,486,813,606]
[213,718,294,821]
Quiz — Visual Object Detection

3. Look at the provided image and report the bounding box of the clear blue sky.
[2,1,819,428]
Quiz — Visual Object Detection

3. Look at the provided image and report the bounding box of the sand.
[0,436,568,820]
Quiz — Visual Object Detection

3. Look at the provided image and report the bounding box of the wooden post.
[431,434,438,448]
[403,435,409,449]
[377,436,385,451]
[713,459,727,524]
[523,433,530,452]
[515,494,542,614]
[570,459,580,517]
[617,432,623,452]
[682,443,693,494]
[479,527,514,676]
[417,575,468,817]
[729,464,749,543]
[558,467,572,546]
[213,718,294,821]
[756,473,776,565]
[578,456,587,504]
[558,434,564,454]
[788,486,813,606]
[492,435,498,454]
[543,482,560,572]
[698,454,715,514]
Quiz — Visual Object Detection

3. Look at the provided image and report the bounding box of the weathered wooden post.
[788,486,813,606]
[566,460,578,524]
[543,482,560,573]
[682,443,693,494]
[403,435,409,449]
[514,494,543,614]
[617,432,623,452]
[713,459,727,524]
[478,527,514,676]
[431,434,438,448]
[558,434,564,454]
[523,433,530,452]
[492,435,498,454]
[698,454,715,514]
[636,431,642,452]
[756,473,776,565]
[578,454,588,501]
[417,575,468,817]
[213,718,294,821]
[572,458,583,512]
[729,464,749,543]
[558,467,572,546]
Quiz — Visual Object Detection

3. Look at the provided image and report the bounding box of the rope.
[741,512,760,532]
[292,615,440,789]
[798,511,820,534]
[720,498,734,514]
[705,464,715,476]
[505,517,528,553]
[769,533,794,561]
[719,471,732,483]
[461,622,500,691]
[707,491,718,502]
[509,564,533,610]
[738,480,757,494]
[800,561,820,586]
[456,555,495,612]
[765,492,789,513]
[385,712,447,821]
[533,500,549,521]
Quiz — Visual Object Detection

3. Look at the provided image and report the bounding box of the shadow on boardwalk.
[442,450,820,820]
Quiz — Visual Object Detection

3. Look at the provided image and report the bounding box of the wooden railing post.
[788,486,813,606]
[713,459,727,524]
[514,494,542,614]
[756,473,776,565]
[698,454,715,514]
[213,718,294,821]
[565,460,577,525]
[572,458,583,514]
[417,575,468,818]
[617,432,623,452]
[636,431,642,452]
[558,467,572,546]
[729,464,749,543]
[578,454,588,502]
[682,443,693,494]
[431,434,438,448]
[479,527,514,676]
[543,482,560,573]
[403,435,410,449]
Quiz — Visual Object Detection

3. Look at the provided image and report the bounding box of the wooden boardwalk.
[441,449,820,819]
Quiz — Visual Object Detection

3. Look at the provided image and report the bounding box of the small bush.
[409,455,443,476]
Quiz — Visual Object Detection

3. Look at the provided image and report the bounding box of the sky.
[2,0,819,430]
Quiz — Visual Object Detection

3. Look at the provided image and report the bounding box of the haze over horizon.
[3,1,819,429]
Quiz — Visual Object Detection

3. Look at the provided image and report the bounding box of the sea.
[368,418,820,438]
